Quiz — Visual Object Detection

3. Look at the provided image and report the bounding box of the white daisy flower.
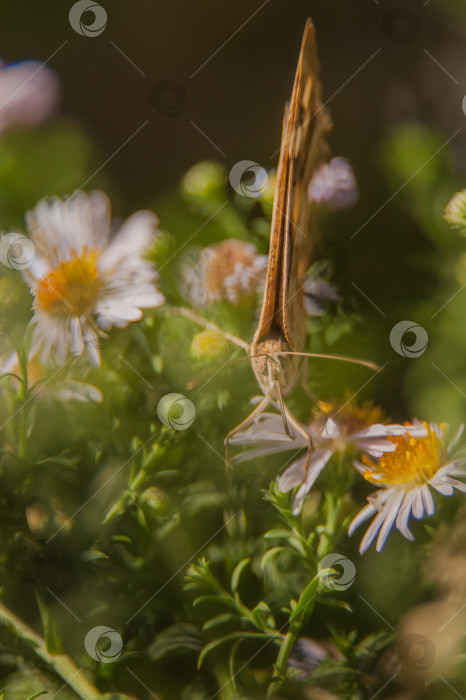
[0,59,59,135]
[349,422,466,554]
[231,399,425,514]
[23,190,164,366]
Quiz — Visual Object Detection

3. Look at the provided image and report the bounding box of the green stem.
[17,345,29,459]
[213,660,239,700]
[0,601,102,700]
[267,492,345,696]
[266,630,296,698]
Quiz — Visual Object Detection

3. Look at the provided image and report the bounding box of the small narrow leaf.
[261,547,288,569]
[192,595,236,609]
[198,631,279,668]
[289,575,319,624]
[230,558,250,594]
[202,613,235,630]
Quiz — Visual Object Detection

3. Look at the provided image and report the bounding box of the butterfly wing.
[253,19,331,351]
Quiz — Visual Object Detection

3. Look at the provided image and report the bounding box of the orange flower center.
[35,251,103,317]
[361,423,445,487]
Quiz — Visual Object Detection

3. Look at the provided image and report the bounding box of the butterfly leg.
[224,396,271,476]
[174,307,250,352]
[283,404,314,478]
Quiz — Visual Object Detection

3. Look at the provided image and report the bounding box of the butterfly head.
[251,332,302,400]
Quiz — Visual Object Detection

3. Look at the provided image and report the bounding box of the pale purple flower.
[0,59,59,134]
[308,157,358,210]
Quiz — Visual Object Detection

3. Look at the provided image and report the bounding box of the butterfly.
[178,19,377,463]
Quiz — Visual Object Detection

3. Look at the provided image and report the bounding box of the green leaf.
[202,613,235,630]
[26,693,49,700]
[289,575,319,624]
[192,596,236,610]
[318,597,353,613]
[250,602,276,631]
[261,547,288,569]
[198,631,280,668]
[264,528,292,540]
[230,558,250,594]
[147,623,202,661]
[80,550,109,563]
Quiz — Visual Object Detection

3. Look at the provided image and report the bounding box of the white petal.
[99,210,158,272]
[356,438,397,456]
[376,491,405,551]
[27,190,111,262]
[322,418,340,440]
[290,449,334,513]
[448,478,466,493]
[412,490,425,519]
[420,485,435,515]
[359,510,387,555]
[69,317,84,356]
[83,326,101,367]
[433,476,466,495]
[348,502,378,537]
[395,494,415,541]
[448,424,464,452]
[278,449,333,494]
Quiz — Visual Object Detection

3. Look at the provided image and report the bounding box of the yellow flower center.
[35,250,103,317]
[315,398,386,440]
[361,422,445,487]
[190,329,228,361]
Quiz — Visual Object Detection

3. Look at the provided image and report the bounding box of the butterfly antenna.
[277,351,379,372]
